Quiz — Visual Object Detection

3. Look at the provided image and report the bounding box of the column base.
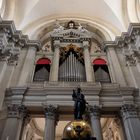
[62,137,96,140]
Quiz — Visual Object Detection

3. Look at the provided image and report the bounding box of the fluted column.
[44,105,58,140]
[121,104,140,140]
[83,41,95,82]
[18,46,36,86]
[1,105,28,140]
[49,43,60,81]
[89,106,103,140]
[0,57,18,109]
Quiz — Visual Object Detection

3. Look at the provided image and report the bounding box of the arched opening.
[93,58,111,83]
[59,46,86,82]
[33,58,51,82]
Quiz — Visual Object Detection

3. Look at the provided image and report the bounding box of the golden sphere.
[63,120,92,139]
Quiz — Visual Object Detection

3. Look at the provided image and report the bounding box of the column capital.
[43,104,59,120]
[88,105,101,119]
[120,104,138,120]
[7,104,28,119]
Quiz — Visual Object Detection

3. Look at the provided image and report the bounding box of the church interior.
[0,0,140,140]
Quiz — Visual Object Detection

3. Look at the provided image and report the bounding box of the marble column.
[49,44,60,81]
[107,47,126,86]
[18,46,36,86]
[1,104,28,140]
[0,60,17,109]
[83,41,95,82]
[121,104,140,140]
[89,106,103,140]
[44,105,58,140]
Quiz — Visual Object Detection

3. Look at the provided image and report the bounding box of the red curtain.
[93,58,106,65]
[37,58,51,64]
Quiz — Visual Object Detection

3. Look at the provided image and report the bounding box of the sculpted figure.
[72,87,87,120]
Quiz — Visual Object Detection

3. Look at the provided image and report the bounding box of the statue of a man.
[72,87,87,120]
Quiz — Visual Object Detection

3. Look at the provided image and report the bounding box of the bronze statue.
[72,87,87,120]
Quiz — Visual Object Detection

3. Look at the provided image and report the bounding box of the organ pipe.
[59,51,86,82]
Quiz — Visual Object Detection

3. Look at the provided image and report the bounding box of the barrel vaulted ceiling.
[0,0,140,41]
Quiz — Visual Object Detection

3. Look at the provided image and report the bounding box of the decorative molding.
[104,23,140,50]
[125,54,136,66]
[7,104,19,118]
[0,20,41,50]
[43,104,58,120]
[121,104,138,120]
[4,82,139,116]
[7,104,28,119]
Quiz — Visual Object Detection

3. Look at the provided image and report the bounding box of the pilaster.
[1,104,28,140]
[49,41,60,81]
[124,48,140,88]
[83,41,95,82]
[18,46,37,86]
[121,104,140,140]
[107,46,126,86]
[0,43,20,109]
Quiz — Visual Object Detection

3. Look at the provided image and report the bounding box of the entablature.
[5,82,139,116]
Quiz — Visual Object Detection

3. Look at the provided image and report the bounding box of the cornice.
[4,82,139,115]
[103,23,140,49]
[0,20,41,50]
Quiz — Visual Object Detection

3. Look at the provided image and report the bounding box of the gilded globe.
[63,120,92,139]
